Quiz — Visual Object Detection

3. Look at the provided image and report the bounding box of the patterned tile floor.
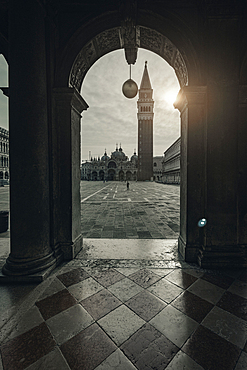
[0,239,247,370]
[80,182,180,239]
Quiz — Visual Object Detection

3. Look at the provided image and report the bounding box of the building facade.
[153,156,163,182]
[137,62,154,181]
[0,127,9,184]
[81,146,138,181]
[162,137,180,184]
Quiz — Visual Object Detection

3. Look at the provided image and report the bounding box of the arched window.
[3,143,5,152]
[149,106,151,111]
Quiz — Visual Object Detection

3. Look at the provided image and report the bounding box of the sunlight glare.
[164,90,178,105]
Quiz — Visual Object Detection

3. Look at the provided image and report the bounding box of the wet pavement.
[81,182,180,239]
[0,184,247,369]
[0,239,246,369]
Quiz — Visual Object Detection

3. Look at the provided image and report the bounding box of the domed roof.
[112,144,126,159]
[131,150,138,162]
[101,149,110,161]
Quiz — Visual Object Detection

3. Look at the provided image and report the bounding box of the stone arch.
[55,8,202,90]
[68,26,189,92]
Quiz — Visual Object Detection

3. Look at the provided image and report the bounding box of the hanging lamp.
[122,64,138,98]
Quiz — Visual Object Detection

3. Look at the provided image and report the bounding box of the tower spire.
[137,61,154,181]
[140,61,152,89]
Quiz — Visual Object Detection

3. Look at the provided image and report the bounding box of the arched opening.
[108,169,116,181]
[108,161,117,169]
[99,170,105,181]
[92,171,97,181]
[126,171,132,181]
[119,170,124,181]
[53,16,203,265]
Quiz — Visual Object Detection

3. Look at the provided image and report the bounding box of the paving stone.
[36,289,77,321]
[25,348,70,370]
[128,268,161,288]
[46,304,94,345]
[68,277,103,301]
[165,351,204,370]
[121,323,179,369]
[0,323,56,370]
[147,277,183,303]
[94,349,136,370]
[234,351,247,370]
[98,305,145,346]
[202,306,247,348]
[92,269,125,287]
[125,290,166,321]
[166,269,198,289]
[60,323,117,370]
[108,277,143,302]
[182,325,241,370]
[80,289,122,320]
[172,290,214,323]
[188,278,225,305]
[216,291,247,321]
[150,305,198,347]
[57,268,89,287]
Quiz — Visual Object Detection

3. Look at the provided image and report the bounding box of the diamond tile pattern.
[1,264,247,370]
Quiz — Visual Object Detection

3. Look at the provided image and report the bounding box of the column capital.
[53,87,89,114]
[174,86,207,113]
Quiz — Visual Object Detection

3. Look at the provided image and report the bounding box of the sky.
[81,49,180,161]
[0,49,180,161]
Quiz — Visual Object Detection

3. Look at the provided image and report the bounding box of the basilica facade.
[81,145,138,181]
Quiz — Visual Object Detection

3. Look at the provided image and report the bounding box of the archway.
[119,170,124,181]
[108,169,116,181]
[126,171,132,181]
[99,170,105,181]
[53,17,203,266]
[92,171,97,181]
[2,1,247,280]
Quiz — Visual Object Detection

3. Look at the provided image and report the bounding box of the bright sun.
[164,90,178,105]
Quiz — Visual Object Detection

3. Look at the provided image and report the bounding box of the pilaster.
[52,87,88,260]
[174,86,207,262]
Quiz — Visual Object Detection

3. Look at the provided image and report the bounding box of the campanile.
[137,61,154,181]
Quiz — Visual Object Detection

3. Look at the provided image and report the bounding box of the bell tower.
[137,61,154,181]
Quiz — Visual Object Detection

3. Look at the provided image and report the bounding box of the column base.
[61,234,83,260]
[198,244,247,269]
[178,235,199,263]
[1,246,63,282]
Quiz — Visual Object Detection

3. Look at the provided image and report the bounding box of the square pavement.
[0,242,247,370]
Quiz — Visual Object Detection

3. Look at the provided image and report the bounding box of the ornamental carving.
[95,28,121,55]
[140,27,162,55]
[69,26,188,91]
[70,54,88,91]
[174,52,188,87]
[163,39,176,65]
[84,41,97,65]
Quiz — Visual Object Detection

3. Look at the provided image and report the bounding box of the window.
[154,162,157,167]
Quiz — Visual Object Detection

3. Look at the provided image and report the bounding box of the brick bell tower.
[137,61,154,181]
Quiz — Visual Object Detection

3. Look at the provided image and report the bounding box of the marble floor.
[0,238,247,370]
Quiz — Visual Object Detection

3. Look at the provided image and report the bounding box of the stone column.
[2,0,63,280]
[174,86,207,262]
[52,88,88,260]
[238,86,247,249]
